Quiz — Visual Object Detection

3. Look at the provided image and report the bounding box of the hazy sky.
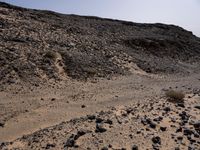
[2,0,200,36]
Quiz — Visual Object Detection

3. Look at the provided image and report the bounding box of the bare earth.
[1,72,200,150]
[0,2,200,150]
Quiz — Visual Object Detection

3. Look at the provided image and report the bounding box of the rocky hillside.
[1,2,200,86]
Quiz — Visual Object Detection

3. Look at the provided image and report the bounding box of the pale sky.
[2,0,200,37]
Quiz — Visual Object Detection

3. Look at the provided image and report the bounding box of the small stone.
[149,121,156,129]
[152,143,160,150]
[152,136,161,145]
[177,136,183,141]
[175,147,180,150]
[104,119,113,125]
[177,103,185,108]
[129,134,133,139]
[160,126,167,131]
[0,122,5,127]
[46,143,56,149]
[96,117,104,123]
[136,130,141,134]
[183,128,194,136]
[64,138,75,147]
[176,127,182,133]
[193,121,200,129]
[188,145,194,150]
[101,147,108,150]
[76,129,87,138]
[163,107,171,112]
[153,116,163,122]
[87,115,96,120]
[95,123,107,133]
[108,144,112,148]
[51,98,56,101]
[194,105,200,109]
[193,131,200,138]
[132,145,138,150]
[81,105,86,108]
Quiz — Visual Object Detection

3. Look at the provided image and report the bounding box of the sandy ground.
[0,72,200,149]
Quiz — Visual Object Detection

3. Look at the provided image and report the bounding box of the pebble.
[45,143,56,149]
[176,103,185,108]
[96,117,104,123]
[160,126,167,131]
[101,147,108,150]
[81,105,86,108]
[163,107,171,112]
[149,121,156,129]
[104,119,113,125]
[152,136,161,145]
[132,145,138,150]
[193,121,200,129]
[153,116,163,122]
[87,115,96,120]
[194,105,200,109]
[0,122,5,127]
[183,128,194,136]
[95,123,107,133]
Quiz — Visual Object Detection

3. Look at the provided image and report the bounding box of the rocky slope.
[1,2,200,88]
